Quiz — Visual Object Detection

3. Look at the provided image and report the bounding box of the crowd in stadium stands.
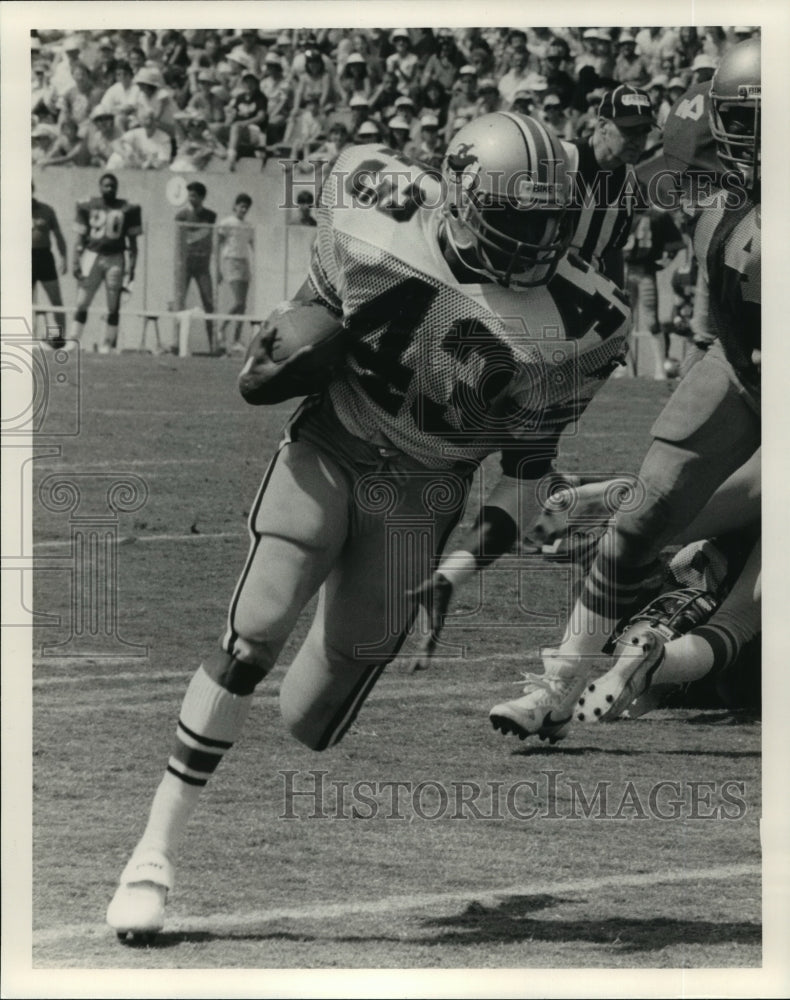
[31,25,758,173]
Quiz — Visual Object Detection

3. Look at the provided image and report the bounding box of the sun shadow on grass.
[509,745,760,758]
[133,894,760,955]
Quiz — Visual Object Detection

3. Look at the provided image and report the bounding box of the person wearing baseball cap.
[562,84,655,284]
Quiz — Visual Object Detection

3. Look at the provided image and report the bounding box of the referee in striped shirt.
[562,84,655,286]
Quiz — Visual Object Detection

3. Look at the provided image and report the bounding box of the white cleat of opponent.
[576,627,665,723]
[106,848,174,941]
[489,651,592,743]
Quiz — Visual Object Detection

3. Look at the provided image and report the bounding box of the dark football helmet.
[709,36,760,184]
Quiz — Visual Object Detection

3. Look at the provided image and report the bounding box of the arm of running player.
[406,441,559,672]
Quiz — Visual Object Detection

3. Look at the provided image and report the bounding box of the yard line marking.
[34,457,229,470]
[31,654,527,687]
[33,532,247,549]
[33,863,760,946]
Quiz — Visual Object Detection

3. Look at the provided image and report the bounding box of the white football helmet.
[442,112,573,287]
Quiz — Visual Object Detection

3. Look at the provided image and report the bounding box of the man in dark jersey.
[173,181,217,353]
[32,182,68,343]
[69,173,142,354]
[489,39,762,744]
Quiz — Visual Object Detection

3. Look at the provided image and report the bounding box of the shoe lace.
[512,671,558,693]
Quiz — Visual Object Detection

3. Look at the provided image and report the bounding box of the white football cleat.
[106,848,174,941]
[576,627,666,723]
[489,651,593,743]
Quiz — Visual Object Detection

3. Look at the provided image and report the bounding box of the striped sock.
[562,552,660,655]
[656,623,741,686]
[136,666,252,860]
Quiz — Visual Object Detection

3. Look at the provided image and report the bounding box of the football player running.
[488,38,761,743]
[107,111,632,939]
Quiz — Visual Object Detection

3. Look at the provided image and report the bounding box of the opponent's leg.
[108,435,350,937]
[491,348,760,741]
[560,348,760,659]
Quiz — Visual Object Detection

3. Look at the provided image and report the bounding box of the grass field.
[29,354,762,974]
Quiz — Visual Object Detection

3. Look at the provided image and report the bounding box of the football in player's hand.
[238,300,348,405]
[266,300,342,363]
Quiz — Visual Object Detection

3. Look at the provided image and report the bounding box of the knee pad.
[74,308,88,325]
[203,643,272,695]
[107,310,120,326]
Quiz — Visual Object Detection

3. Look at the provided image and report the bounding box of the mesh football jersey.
[309,144,631,469]
[693,195,760,396]
[74,197,143,255]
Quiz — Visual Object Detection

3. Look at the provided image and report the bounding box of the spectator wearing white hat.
[510,88,537,117]
[386,114,411,153]
[667,76,686,104]
[187,68,227,130]
[404,111,444,170]
[31,122,61,165]
[497,46,531,108]
[32,60,58,124]
[386,29,419,96]
[445,65,478,142]
[475,77,501,116]
[338,52,371,104]
[348,94,372,137]
[85,104,124,167]
[690,53,718,84]
[354,118,381,144]
[614,30,650,86]
[132,65,177,137]
[392,94,420,140]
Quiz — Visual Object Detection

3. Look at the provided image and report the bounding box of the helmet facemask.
[710,85,761,188]
[444,179,572,288]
